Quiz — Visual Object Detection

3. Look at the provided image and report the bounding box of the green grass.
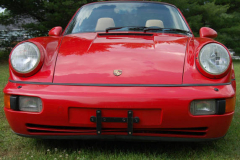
[0,61,240,160]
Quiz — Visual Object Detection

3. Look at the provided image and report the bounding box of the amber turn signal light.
[4,94,11,109]
[225,96,236,113]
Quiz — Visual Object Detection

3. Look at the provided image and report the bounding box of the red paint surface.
[200,27,218,38]
[54,33,188,84]
[183,38,232,84]
[9,37,62,82]
[48,26,62,36]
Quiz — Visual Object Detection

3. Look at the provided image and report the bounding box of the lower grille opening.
[134,130,206,136]
[26,123,208,136]
[26,123,95,130]
[27,129,95,133]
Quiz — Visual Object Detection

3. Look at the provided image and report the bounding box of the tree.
[0,0,97,36]
[160,0,240,54]
[215,0,240,54]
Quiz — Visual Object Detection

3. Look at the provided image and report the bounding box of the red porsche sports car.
[3,1,236,141]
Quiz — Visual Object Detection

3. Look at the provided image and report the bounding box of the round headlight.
[199,43,230,75]
[11,42,41,74]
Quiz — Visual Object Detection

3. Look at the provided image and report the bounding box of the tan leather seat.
[145,19,164,28]
[95,18,115,31]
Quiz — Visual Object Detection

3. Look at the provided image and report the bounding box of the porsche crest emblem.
[113,70,122,76]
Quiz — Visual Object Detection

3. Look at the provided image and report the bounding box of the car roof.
[84,1,178,9]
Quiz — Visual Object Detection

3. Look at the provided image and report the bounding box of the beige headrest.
[145,19,164,28]
[95,18,115,31]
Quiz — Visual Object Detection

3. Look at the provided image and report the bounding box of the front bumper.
[4,81,235,141]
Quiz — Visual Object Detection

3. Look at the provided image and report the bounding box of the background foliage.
[0,0,240,54]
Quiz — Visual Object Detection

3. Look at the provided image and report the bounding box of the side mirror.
[200,27,217,38]
[48,26,62,36]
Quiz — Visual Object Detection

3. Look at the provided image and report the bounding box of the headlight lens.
[199,43,230,75]
[11,42,41,74]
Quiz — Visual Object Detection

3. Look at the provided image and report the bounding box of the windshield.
[64,2,190,34]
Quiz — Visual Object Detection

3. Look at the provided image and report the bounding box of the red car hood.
[54,33,189,84]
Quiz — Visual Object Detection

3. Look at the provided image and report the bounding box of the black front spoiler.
[13,131,225,142]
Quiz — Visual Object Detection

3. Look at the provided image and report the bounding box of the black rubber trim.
[216,100,226,115]
[10,95,19,111]
[9,80,232,87]
[13,131,225,142]
[98,33,153,36]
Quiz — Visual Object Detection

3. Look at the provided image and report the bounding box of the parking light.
[190,99,226,116]
[4,94,11,109]
[9,95,43,112]
[19,96,43,112]
[190,100,216,115]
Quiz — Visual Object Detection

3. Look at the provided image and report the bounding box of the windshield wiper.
[106,26,147,33]
[105,26,192,35]
[143,27,192,35]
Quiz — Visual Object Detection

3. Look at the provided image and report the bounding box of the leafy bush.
[0,34,19,61]
[0,50,9,61]
[0,35,18,51]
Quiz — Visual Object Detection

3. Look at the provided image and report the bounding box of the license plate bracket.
[90,110,139,135]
